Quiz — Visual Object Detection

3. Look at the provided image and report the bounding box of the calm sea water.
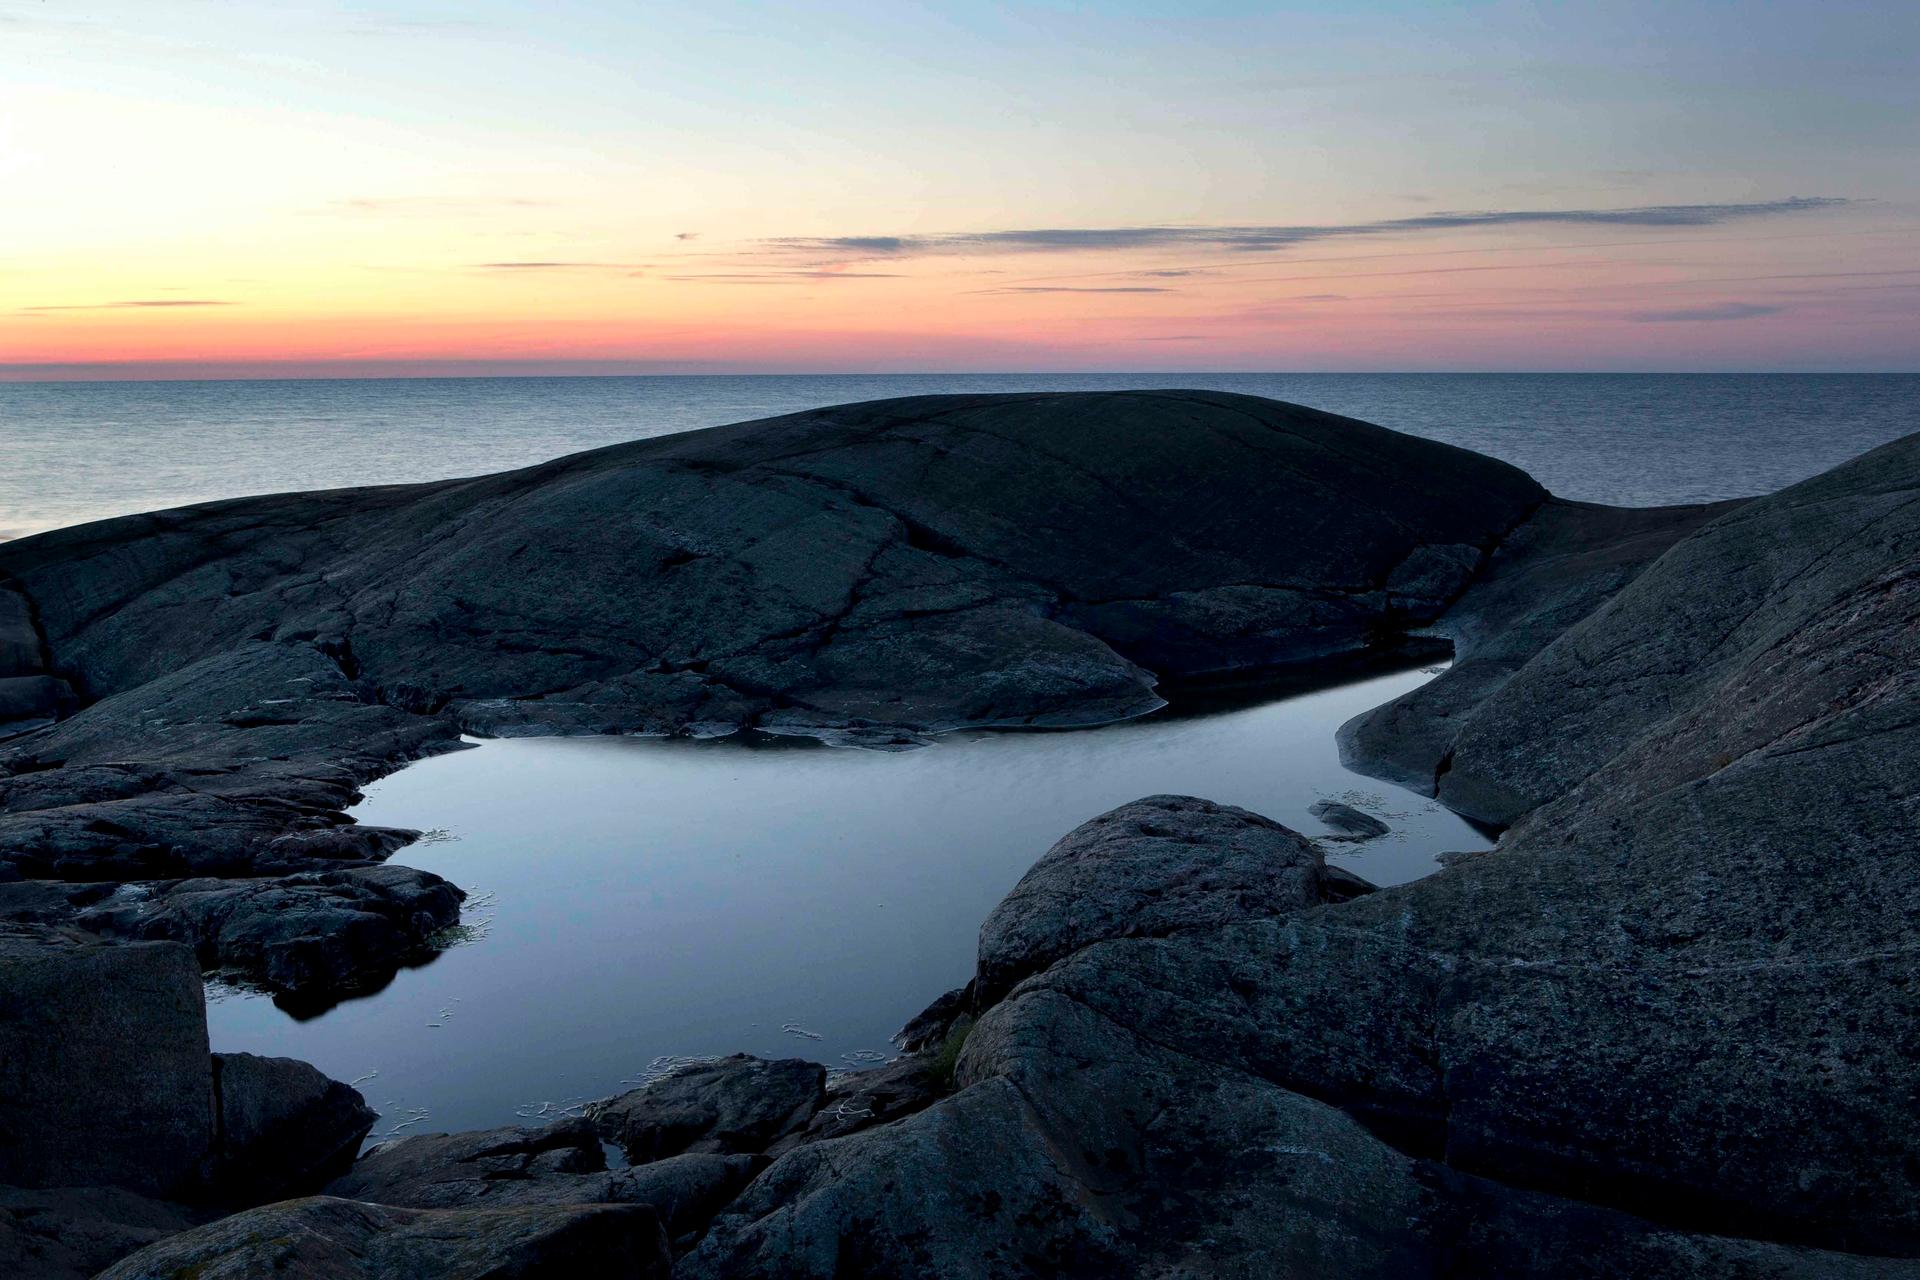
[15,373,1917,1141]
[3,373,1916,540]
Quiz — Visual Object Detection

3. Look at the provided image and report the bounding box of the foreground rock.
[326,1119,753,1237]
[0,932,377,1275]
[692,984,1904,1280]
[95,1196,671,1280]
[590,1055,825,1164]
[0,1186,199,1280]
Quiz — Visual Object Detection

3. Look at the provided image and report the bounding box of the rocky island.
[2,391,1914,1278]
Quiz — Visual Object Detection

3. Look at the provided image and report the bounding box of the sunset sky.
[3,0,1916,378]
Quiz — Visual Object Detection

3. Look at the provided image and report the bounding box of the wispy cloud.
[661,270,904,283]
[761,198,1851,260]
[474,261,637,270]
[1629,302,1783,322]
[328,197,555,216]
[973,285,1176,295]
[21,299,234,312]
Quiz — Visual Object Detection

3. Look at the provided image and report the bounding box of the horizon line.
[3,365,1915,387]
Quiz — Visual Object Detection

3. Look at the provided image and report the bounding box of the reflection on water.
[204,664,1484,1138]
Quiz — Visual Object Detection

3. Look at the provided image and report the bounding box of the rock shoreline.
[2,392,1915,1277]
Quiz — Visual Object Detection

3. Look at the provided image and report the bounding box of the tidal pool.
[205,664,1485,1140]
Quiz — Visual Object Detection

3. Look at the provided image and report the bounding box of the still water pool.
[205,663,1482,1139]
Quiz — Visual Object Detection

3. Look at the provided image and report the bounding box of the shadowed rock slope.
[0,391,1544,995]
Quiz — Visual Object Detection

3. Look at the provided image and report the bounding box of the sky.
[2,0,1916,378]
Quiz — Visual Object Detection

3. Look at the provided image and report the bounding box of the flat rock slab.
[329,1119,610,1210]
[325,1117,754,1237]
[590,1056,825,1165]
[95,1196,670,1280]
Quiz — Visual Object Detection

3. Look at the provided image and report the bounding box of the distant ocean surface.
[3,373,1915,540]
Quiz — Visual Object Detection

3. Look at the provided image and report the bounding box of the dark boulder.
[975,793,1362,1005]
[589,1055,825,1164]
[0,641,453,887]
[1308,798,1390,838]
[210,1053,376,1203]
[2,392,1544,723]
[689,980,1894,1280]
[0,933,211,1197]
[94,1195,671,1280]
[611,1153,757,1239]
[0,926,383,1279]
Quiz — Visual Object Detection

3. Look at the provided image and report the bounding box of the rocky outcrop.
[690,980,1906,1280]
[975,793,1366,1004]
[0,392,1543,994]
[327,1120,611,1210]
[78,864,462,1006]
[3,392,1544,731]
[11,401,1917,1275]
[687,433,1920,1275]
[94,1196,671,1280]
[589,1056,826,1165]
[1337,496,1735,801]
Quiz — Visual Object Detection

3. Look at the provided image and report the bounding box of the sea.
[4,373,1917,541]
[7,372,1916,1139]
